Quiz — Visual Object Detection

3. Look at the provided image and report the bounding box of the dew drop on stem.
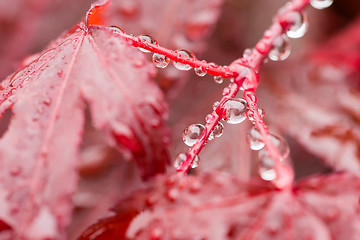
[194,60,207,76]
[191,155,200,168]
[223,98,248,124]
[246,126,265,150]
[286,11,308,39]
[205,113,216,123]
[310,0,333,9]
[138,35,158,53]
[247,108,265,122]
[108,26,125,34]
[243,48,252,58]
[268,35,291,61]
[174,153,186,168]
[152,53,170,68]
[208,122,224,140]
[214,76,223,84]
[183,124,205,146]
[212,101,220,110]
[173,50,194,71]
[258,133,290,161]
[174,153,200,168]
[258,156,276,181]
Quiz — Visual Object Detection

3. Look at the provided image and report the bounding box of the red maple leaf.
[0,3,170,238]
[78,172,360,239]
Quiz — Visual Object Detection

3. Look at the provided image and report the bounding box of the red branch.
[107,0,311,189]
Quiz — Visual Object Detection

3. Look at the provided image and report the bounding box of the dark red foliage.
[78,172,360,239]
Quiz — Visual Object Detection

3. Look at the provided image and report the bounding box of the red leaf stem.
[176,0,310,188]
[111,31,238,79]
[104,0,310,187]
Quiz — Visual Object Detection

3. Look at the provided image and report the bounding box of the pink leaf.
[78,172,360,239]
[0,11,170,239]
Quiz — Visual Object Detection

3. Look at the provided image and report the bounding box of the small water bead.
[173,50,194,71]
[286,11,308,39]
[138,35,157,53]
[174,153,200,168]
[214,76,223,84]
[212,101,220,110]
[243,48,252,58]
[194,66,207,77]
[174,153,186,168]
[246,127,265,150]
[268,35,291,61]
[222,87,230,96]
[258,134,290,161]
[191,155,200,168]
[258,156,276,181]
[310,0,333,9]
[205,113,216,123]
[152,53,170,68]
[247,108,265,122]
[108,26,125,34]
[209,122,224,140]
[269,134,290,160]
[183,124,205,146]
[223,98,248,124]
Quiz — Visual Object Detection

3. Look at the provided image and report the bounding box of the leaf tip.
[86,0,110,28]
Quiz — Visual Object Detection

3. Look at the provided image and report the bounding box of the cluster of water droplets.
[246,126,290,181]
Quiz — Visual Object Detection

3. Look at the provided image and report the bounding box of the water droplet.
[212,101,220,110]
[195,61,207,76]
[269,134,290,160]
[214,76,223,84]
[174,153,186,168]
[57,70,63,77]
[246,126,265,150]
[209,122,224,140]
[243,48,252,58]
[191,155,200,168]
[268,35,291,61]
[205,113,216,123]
[183,124,205,146]
[247,108,265,122]
[172,50,194,71]
[258,134,290,161]
[108,26,125,34]
[258,156,276,181]
[138,35,157,53]
[223,98,248,124]
[208,62,219,69]
[152,53,170,68]
[286,11,308,39]
[222,87,230,96]
[194,66,207,77]
[310,0,333,9]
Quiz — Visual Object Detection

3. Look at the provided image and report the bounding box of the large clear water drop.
[223,98,248,124]
[268,35,291,61]
[183,124,205,146]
